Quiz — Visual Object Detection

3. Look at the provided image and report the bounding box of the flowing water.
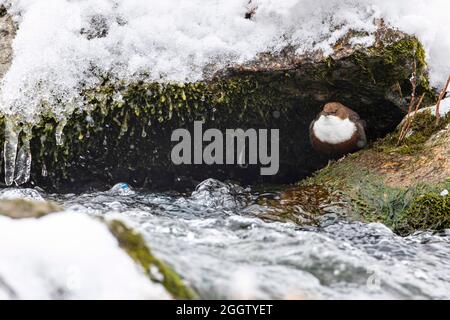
[2,0,450,301]
[28,178,448,300]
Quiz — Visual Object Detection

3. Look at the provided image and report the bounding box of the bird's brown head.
[322,102,349,119]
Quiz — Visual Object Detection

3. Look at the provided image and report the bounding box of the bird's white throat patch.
[313,115,357,144]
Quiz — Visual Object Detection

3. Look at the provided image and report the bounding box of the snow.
[0,0,449,124]
[313,115,357,144]
[408,97,450,119]
[434,97,450,117]
[0,212,171,299]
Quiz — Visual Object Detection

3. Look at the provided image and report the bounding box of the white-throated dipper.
[309,102,367,157]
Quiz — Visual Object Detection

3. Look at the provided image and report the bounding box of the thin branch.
[414,93,425,113]
[435,75,450,124]
[397,93,425,145]
[397,62,417,145]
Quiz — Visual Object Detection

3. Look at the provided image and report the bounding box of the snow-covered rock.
[0,0,449,123]
[0,5,15,80]
[0,212,171,299]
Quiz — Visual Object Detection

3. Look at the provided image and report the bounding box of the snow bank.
[0,0,449,123]
[0,212,170,299]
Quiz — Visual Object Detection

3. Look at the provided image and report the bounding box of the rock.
[0,5,15,80]
[394,192,449,235]
[0,14,434,191]
[189,178,251,211]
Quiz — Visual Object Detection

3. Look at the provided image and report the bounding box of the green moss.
[300,154,364,189]
[377,110,450,155]
[393,189,450,236]
[354,36,433,102]
[301,151,450,235]
[107,220,197,300]
[0,5,6,17]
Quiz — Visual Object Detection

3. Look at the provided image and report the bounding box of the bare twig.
[398,93,425,145]
[397,61,417,145]
[414,93,425,113]
[245,0,258,20]
[404,92,425,139]
[435,75,450,125]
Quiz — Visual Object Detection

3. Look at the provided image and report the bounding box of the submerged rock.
[256,184,340,226]
[189,178,251,211]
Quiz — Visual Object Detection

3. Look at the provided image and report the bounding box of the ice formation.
[0,212,170,299]
[0,0,449,185]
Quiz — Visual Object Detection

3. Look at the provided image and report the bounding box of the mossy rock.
[376,108,450,155]
[107,220,197,300]
[294,108,449,235]
[393,191,450,236]
[0,199,61,219]
[0,30,433,192]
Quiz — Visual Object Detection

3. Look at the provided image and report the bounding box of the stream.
[35,178,450,299]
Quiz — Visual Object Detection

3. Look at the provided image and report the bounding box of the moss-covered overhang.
[0,32,434,192]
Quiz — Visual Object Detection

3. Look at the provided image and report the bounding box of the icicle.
[119,113,129,138]
[41,163,48,177]
[141,127,147,138]
[14,125,33,185]
[55,118,67,146]
[3,119,20,186]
